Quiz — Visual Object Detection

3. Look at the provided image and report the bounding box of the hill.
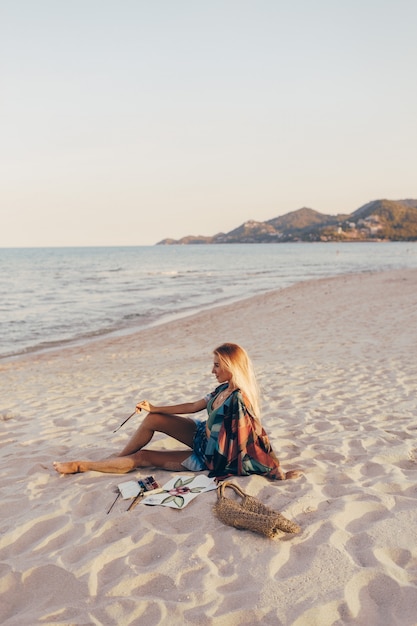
[157,199,417,244]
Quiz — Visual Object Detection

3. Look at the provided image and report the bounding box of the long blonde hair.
[213,343,261,418]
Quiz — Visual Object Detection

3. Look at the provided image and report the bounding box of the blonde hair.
[213,343,261,418]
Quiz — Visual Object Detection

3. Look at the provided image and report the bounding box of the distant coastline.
[157,198,417,244]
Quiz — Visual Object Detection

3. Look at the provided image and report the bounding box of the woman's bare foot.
[53,461,83,474]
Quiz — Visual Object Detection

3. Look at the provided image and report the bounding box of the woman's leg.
[53,412,197,475]
[117,412,196,456]
[53,449,192,474]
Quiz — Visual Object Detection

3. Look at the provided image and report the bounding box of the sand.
[1,268,417,626]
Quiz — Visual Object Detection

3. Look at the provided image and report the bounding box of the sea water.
[1,242,416,360]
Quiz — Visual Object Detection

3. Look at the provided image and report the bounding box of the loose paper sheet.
[118,480,141,499]
[143,475,217,509]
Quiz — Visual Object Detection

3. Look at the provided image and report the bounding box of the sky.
[1,0,417,247]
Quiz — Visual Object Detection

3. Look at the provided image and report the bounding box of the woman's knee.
[142,412,167,431]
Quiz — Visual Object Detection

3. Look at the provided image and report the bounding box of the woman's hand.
[136,400,155,413]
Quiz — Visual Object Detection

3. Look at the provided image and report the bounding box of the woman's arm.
[136,398,207,415]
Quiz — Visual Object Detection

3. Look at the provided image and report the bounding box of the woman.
[53,343,301,480]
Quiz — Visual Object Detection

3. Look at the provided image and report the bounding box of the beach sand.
[1,269,417,626]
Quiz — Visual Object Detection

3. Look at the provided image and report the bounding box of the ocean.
[1,242,416,360]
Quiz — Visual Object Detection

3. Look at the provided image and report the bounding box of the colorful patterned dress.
[204,383,284,480]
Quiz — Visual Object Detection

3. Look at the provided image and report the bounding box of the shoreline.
[3,241,417,363]
[0,266,410,367]
[0,267,353,364]
[1,268,417,625]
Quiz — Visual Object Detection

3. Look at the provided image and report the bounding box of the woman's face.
[212,354,231,384]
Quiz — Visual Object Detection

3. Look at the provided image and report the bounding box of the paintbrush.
[113,410,138,433]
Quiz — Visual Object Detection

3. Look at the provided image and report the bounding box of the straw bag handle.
[217,481,247,500]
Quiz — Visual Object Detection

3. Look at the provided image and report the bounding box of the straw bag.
[213,481,301,538]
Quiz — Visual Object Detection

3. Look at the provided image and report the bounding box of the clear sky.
[1,0,416,247]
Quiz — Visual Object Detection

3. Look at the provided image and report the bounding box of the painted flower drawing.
[142,475,217,509]
[160,476,206,508]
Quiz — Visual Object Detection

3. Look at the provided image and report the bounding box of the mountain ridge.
[157,199,417,244]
